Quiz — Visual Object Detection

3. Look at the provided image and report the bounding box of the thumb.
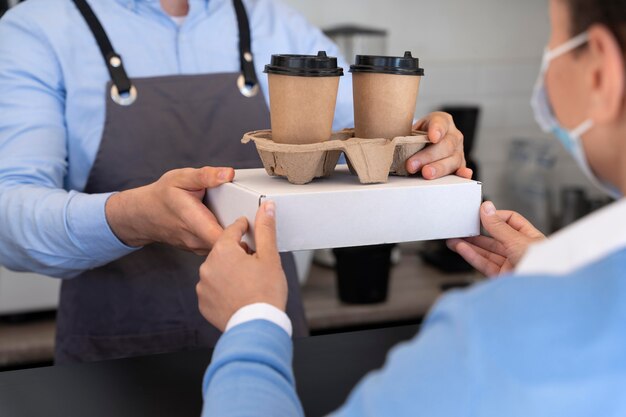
[255,200,280,261]
[480,201,519,244]
[169,167,235,190]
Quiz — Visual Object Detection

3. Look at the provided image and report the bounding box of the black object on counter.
[558,186,591,229]
[442,105,480,177]
[333,244,394,304]
[419,105,481,274]
[420,240,474,274]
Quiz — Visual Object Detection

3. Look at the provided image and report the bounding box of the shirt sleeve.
[202,319,304,417]
[0,9,137,278]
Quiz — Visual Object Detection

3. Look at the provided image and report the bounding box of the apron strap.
[72,0,258,100]
[72,0,137,105]
[233,0,260,97]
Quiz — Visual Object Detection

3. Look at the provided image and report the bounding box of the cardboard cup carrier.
[245,51,427,185]
[242,129,428,184]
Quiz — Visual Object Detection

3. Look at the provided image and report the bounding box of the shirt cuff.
[225,303,292,337]
[65,191,140,258]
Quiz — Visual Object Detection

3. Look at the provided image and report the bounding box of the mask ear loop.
[535,32,591,133]
[565,119,594,169]
[570,119,594,140]
[545,32,590,62]
[552,32,592,142]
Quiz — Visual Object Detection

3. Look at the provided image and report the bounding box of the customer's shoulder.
[431,246,626,331]
[420,249,626,411]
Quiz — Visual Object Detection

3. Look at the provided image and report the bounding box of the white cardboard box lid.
[207,166,482,252]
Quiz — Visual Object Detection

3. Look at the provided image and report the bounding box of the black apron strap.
[72,0,258,100]
[72,0,136,105]
[233,0,260,97]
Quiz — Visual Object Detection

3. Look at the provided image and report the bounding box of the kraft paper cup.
[350,51,424,139]
[265,52,343,144]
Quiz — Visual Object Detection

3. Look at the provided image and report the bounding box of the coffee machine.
[324,25,388,58]
[420,105,481,273]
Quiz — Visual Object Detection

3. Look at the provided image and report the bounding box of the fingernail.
[426,166,436,177]
[482,201,496,215]
[432,130,442,141]
[218,169,229,181]
[410,160,421,173]
[265,201,275,218]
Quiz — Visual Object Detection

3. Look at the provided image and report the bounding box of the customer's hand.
[406,111,473,179]
[196,201,287,332]
[446,201,546,277]
[105,166,234,255]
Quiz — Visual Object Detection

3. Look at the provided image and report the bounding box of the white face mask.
[531,31,622,200]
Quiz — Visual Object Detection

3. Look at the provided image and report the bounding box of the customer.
[196,0,626,415]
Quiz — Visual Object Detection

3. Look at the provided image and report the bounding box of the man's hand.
[446,201,546,277]
[407,111,473,179]
[196,201,287,332]
[105,166,234,255]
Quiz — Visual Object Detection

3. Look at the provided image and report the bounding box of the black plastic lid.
[350,51,424,76]
[264,51,344,77]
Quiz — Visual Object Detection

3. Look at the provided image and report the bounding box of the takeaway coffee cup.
[264,51,344,144]
[350,51,424,139]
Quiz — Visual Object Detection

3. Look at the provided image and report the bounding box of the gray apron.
[55,0,308,364]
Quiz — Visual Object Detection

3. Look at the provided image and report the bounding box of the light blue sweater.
[202,248,626,416]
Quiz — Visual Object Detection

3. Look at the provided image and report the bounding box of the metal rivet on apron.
[109,56,122,68]
[110,84,138,106]
[243,51,253,62]
[237,74,259,98]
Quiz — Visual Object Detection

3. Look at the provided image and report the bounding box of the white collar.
[515,198,626,275]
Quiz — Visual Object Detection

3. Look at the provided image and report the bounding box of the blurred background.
[284,0,604,213]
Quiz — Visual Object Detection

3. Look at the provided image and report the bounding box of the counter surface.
[0,324,419,417]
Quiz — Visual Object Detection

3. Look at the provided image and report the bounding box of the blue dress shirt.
[0,0,353,277]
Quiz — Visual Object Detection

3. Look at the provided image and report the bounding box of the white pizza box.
[206,165,482,252]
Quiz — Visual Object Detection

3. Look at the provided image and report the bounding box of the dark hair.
[566,0,626,50]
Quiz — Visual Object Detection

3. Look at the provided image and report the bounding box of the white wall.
[0,268,60,315]
[282,0,600,229]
